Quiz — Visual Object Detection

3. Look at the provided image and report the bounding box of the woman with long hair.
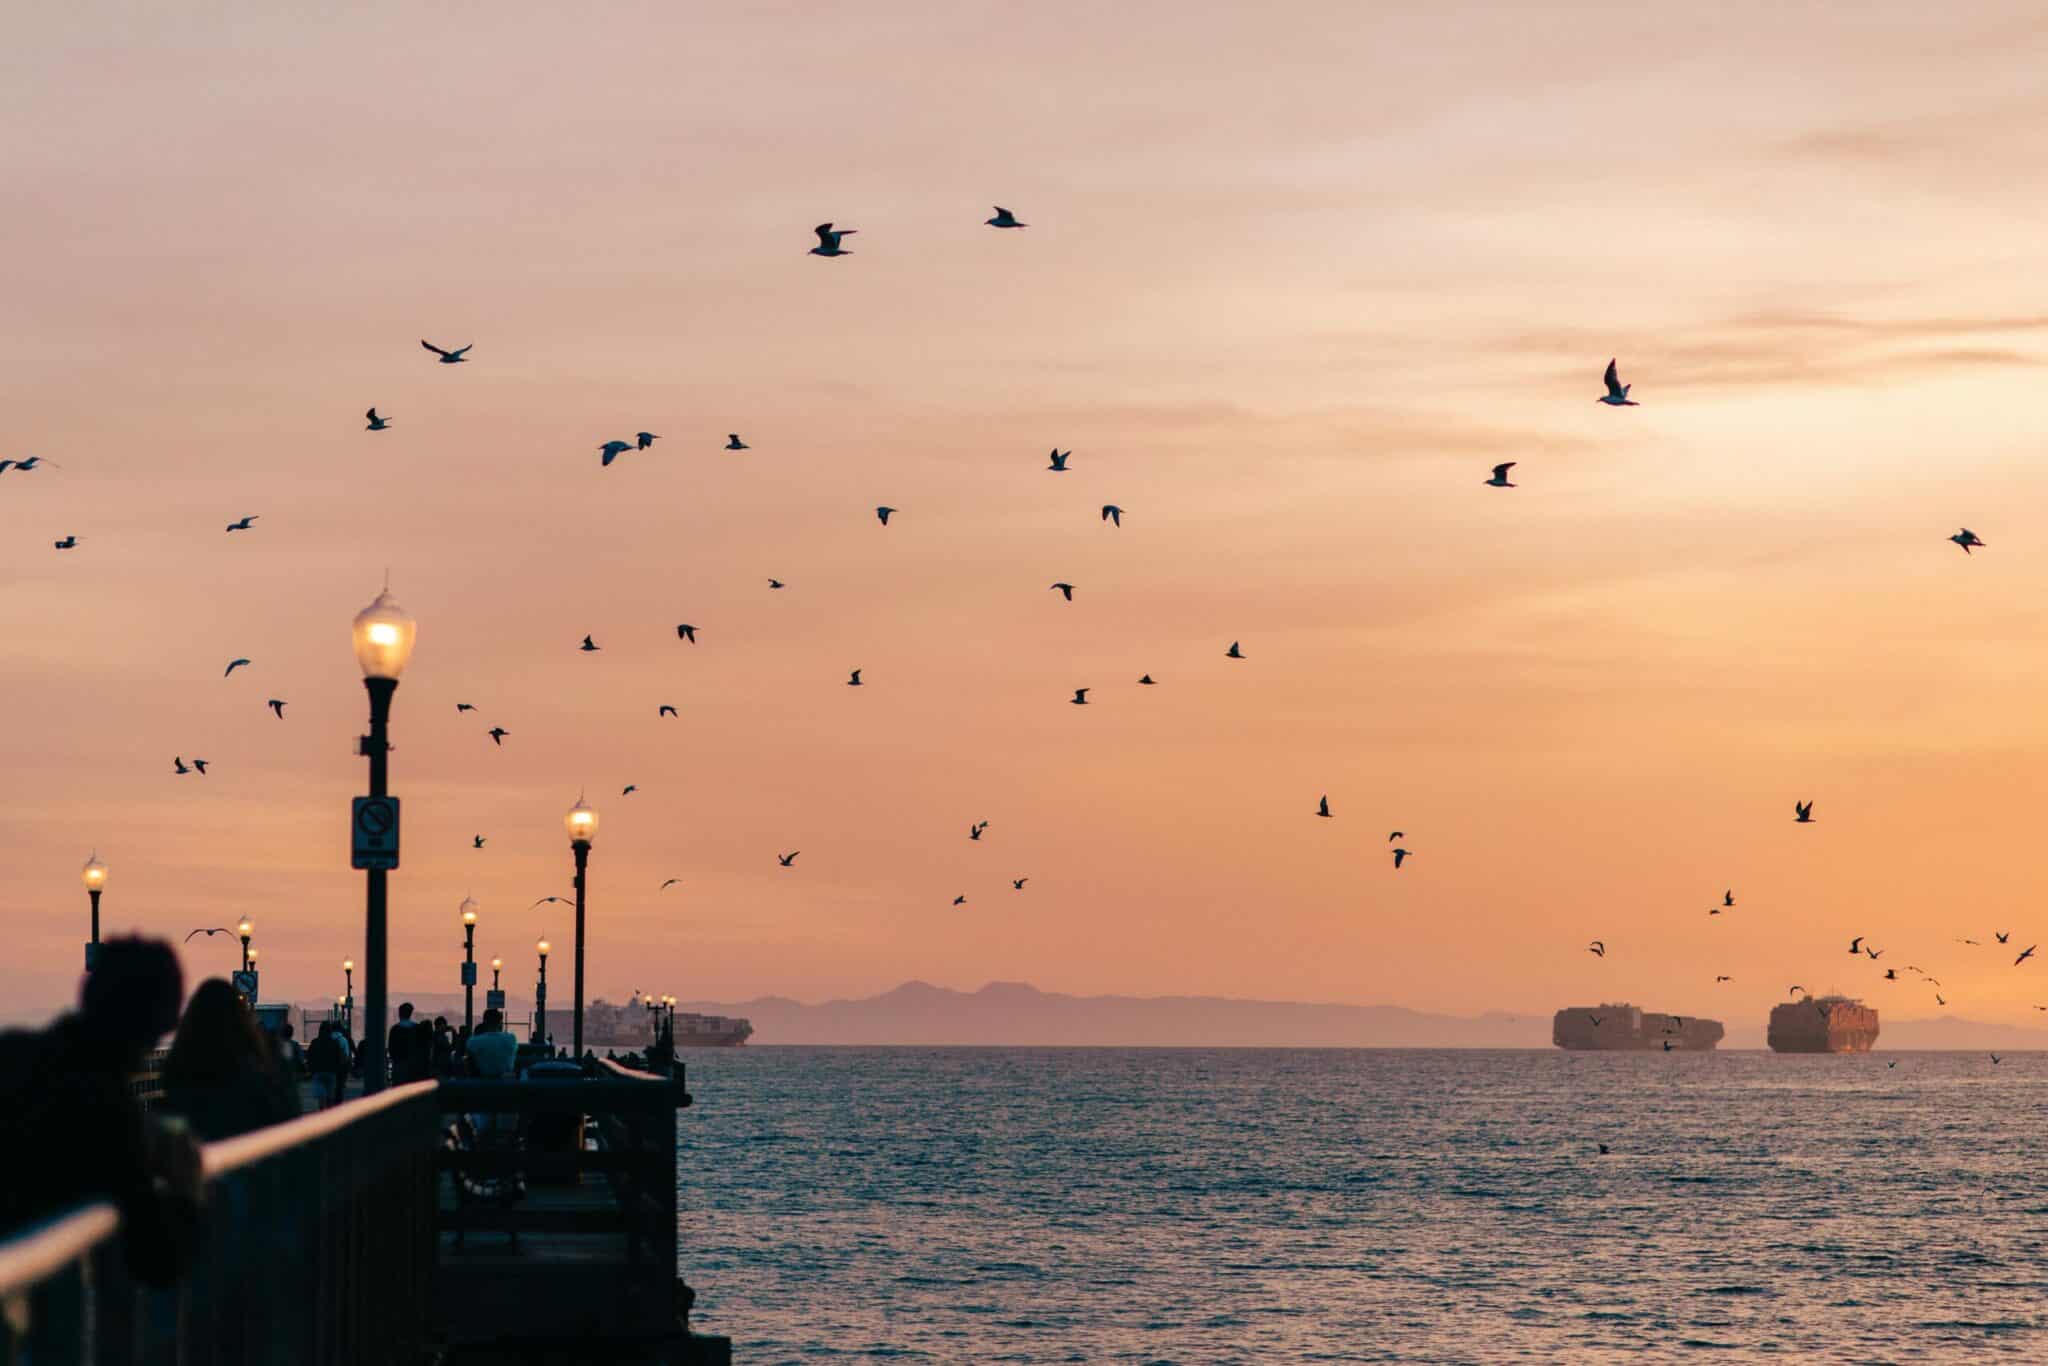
[160,979,300,1141]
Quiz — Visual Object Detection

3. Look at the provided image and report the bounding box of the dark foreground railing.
[0,1080,439,1366]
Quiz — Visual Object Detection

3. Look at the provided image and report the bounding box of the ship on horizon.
[1552,1004,1724,1051]
[1767,995,1878,1052]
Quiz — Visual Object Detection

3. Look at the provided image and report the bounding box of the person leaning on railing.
[0,937,204,1285]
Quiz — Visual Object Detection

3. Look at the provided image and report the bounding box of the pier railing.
[0,1080,439,1366]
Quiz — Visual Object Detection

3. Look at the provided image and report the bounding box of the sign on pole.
[485,989,506,1011]
[460,962,477,987]
[351,796,400,870]
[232,969,260,1003]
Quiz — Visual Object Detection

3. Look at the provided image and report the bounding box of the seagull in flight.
[1883,968,1898,980]
[366,408,391,431]
[847,669,863,687]
[1795,800,1814,823]
[636,432,658,450]
[1392,847,1411,869]
[1956,937,1981,946]
[473,835,486,848]
[487,727,508,745]
[952,895,967,907]
[676,624,698,643]
[2018,945,2038,966]
[659,705,678,718]
[1071,688,1090,705]
[580,635,600,652]
[530,896,570,909]
[1102,505,1123,527]
[226,516,258,532]
[661,878,681,890]
[970,821,988,841]
[224,658,251,678]
[985,206,1027,229]
[1050,583,1075,601]
[1849,936,1865,955]
[1484,462,1517,488]
[1138,674,1156,685]
[876,506,896,526]
[599,440,632,467]
[1722,890,1735,908]
[778,851,800,867]
[1991,1054,2002,1064]
[173,757,190,774]
[1865,945,1883,960]
[1013,878,1028,890]
[1950,528,1986,554]
[1715,975,1732,983]
[266,699,286,718]
[768,578,786,590]
[1047,449,1070,472]
[421,340,471,364]
[191,759,209,775]
[1996,931,2010,944]
[1226,641,1244,659]
[1388,831,1404,841]
[726,434,749,451]
[1588,941,1606,958]
[622,784,638,796]
[1788,985,1804,997]
[810,223,856,257]
[456,703,477,712]
[184,927,234,942]
[1317,796,1332,818]
[1598,358,1637,406]
[53,536,76,550]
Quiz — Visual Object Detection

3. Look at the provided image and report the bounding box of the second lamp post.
[564,798,598,1058]
[81,853,107,972]
[459,897,479,1036]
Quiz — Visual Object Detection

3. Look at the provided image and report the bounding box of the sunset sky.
[8,2,2048,1030]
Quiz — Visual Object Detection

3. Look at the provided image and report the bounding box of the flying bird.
[191,759,209,775]
[1102,505,1122,527]
[1071,688,1090,705]
[225,516,258,532]
[1991,1054,2002,1064]
[659,705,677,718]
[1388,831,1404,841]
[1050,583,1074,601]
[1588,942,1606,958]
[1950,528,1986,554]
[224,658,251,678]
[599,440,632,467]
[1936,993,1947,1006]
[1047,449,1070,472]
[1138,675,1156,685]
[1795,800,1814,823]
[1715,976,1732,983]
[53,536,76,550]
[778,851,799,867]
[970,822,987,841]
[1956,938,1981,946]
[1865,945,1883,960]
[661,879,681,890]
[676,624,698,643]
[622,785,638,796]
[1588,1015,1604,1027]
[1013,878,1028,890]
[266,699,286,718]
[2018,945,2038,966]
[1598,358,1637,406]
[1316,796,1331,818]
[1995,931,2010,944]
[1226,641,1244,659]
[767,578,786,590]
[875,506,896,526]
[1484,462,1516,488]
[1722,890,1735,908]
[1849,936,1865,955]
[173,757,190,775]
[809,223,856,256]
[456,703,477,712]
[847,669,863,687]
[530,896,569,909]
[487,727,508,745]
[636,432,658,450]
[1788,986,1804,997]
[184,927,233,942]
[952,895,967,906]
[1392,847,1410,869]
[726,434,749,451]
[579,635,600,652]
[473,835,486,849]
[365,408,391,430]
[985,206,1027,229]
[421,340,471,364]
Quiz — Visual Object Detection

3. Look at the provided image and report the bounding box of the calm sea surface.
[676,1048,2048,1362]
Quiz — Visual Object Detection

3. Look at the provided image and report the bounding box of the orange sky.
[8,2,2048,1029]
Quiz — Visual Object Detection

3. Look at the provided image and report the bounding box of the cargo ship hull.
[1768,997,1877,1052]
[1553,1004,1724,1051]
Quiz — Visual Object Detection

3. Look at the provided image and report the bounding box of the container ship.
[1767,995,1878,1052]
[670,1012,753,1047]
[1552,1004,1724,1050]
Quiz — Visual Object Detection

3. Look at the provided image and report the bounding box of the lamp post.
[490,957,502,991]
[342,958,355,1038]
[564,798,598,1058]
[460,897,479,1036]
[353,588,417,1094]
[664,994,677,1038]
[237,918,254,973]
[535,938,551,1048]
[81,853,107,972]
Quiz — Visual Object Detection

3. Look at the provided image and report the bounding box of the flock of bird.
[14,207,2034,1027]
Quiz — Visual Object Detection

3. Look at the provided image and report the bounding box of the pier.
[0,1062,728,1365]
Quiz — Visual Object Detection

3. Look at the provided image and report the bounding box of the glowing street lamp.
[535,937,552,1048]
[490,956,503,991]
[342,958,355,1036]
[459,896,479,1035]
[352,587,417,1093]
[237,918,254,972]
[81,853,108,972]
[564,798,598,1057]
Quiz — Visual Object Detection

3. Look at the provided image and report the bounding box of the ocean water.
[676,1048,2048,1362]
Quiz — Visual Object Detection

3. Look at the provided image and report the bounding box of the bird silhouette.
[1588,942,1606,958]
[1597,1143,1610,1154]
[1050,583,1074,601]
[659,705,678,718]
[768,578,786,590]
[365,407,391,430]
[530,896,570,909]
[1392,847,1410,868]
[1957,937,1981,946]
[456,703,476,712]
[1795,800,1814,823]
[1013,878,1028,890]
[1849,936,1865,955]
[1102,505,1123,527]
[225,516,258,532]
[1865,946,1883,960]
[52,536,75,550]
[970,822,987,841]
[1722,890,1735,908]
[636,432,658,450]
[986,206,1027,229]
[1047,449,1071,472]
[1991,1054,2002,1064]
[1484,462,1516,488]
[676,624,698,643]
[810,223,856,256]
[1887,1060,1898,1068]
[1936,993,1947,1005]
[487,728,508,745]
[473,835,486,849]
[1788,985,1804,997]
[184,927,233,942]
[1715,975,1732,983]
[580,635,600,652]
[599,440,632,467]
[1950,528,1986,554]
[952,895,967,906]
[1138,674,1156,685]
[1317,796,1332,818]
[2018,945,2038,966]
[778,852,799,867]
[1598,358,1637,405]
[875,506,896,526]
[622,785,638,796]
[421,340,472,364]
[191,759,209,775]
[1995,931,2010,944]
[266,699,286,718]
[1226,641,1244,659]
[224,658,251,677]
[1884,969,1897,980]
[1589,1015,1604,1026]
[661,879,681,890]
[173,757,190,775]
[1070,688,1090,705]
[847,669,863,687]
[726,434,749,451]
[1388,831,1404,842]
